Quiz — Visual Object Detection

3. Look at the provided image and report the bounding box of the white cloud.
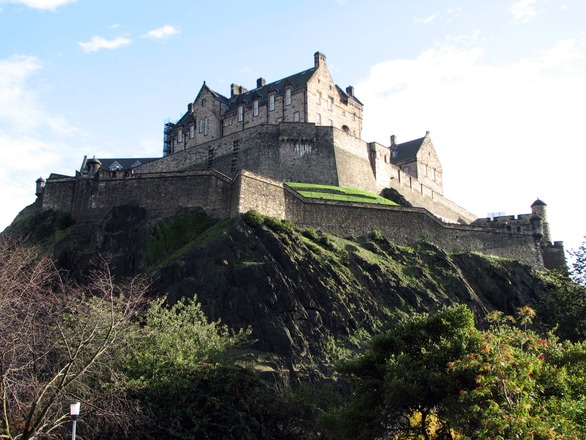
[0,55,81,231]
[78,35,132,53]
[0,0,75,10]
[510,0,537,21]
[413,14,437,24]
[141,25,180,40]
[357,38,586,250]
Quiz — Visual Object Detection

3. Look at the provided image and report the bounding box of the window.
[189,125,195,138]
[285,88,292,105]
[238,105,244,122]
[329,119,333,126]
[199,120,203,133]
[294,111,300,122]
[178,129,183,143]
[276,117,282,124]
[253,100,259,117]
[327,97,333,111]
[269,94,275,111]
[201,98,206,107]
[204,118,209,136]
[316,92,321,105]
[316,113,321,125]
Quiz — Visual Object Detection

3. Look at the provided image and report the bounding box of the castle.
[34,52,565,270]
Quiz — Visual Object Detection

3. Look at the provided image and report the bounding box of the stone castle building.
[34,52,565,270]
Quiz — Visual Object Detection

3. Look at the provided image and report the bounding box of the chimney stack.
[314,51,326,68]
[346,86,354,97]
[257,77,266,88]
[390,134,397,147]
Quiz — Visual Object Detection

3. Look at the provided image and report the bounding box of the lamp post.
[70,402,80,440]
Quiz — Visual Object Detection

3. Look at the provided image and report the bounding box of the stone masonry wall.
[282,189,544,269]
[41,167,548,270]
[67,170,234,221]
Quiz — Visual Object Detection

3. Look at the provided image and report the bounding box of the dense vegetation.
[2,207,585,439]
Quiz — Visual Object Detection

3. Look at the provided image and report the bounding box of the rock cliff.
[4,205,556,381]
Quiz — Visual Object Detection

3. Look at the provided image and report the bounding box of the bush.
[243,210,265,227]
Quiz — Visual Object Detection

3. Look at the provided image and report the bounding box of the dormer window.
[253,100,259,117]
[285,88,292,105]
[189,125,195,138]
[269,94,275,111]
[238,105,244,122]
[178,129,183,143]
[204,117,209,135]
[109,161,123,171]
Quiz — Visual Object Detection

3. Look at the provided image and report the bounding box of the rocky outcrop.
[3,206,555,381]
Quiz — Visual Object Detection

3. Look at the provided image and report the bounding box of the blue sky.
[1,0,585,254]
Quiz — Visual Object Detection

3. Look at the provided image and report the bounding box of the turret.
[86,156,102,178]
[531,199,551,243]
[35,177,45,197]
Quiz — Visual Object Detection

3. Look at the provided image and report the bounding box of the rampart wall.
[40,168,555,269]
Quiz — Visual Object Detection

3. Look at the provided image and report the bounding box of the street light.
[70,402,80,440]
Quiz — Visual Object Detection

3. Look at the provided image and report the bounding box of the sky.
[0,0,585,255]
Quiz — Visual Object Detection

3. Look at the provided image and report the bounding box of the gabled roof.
[225,66,318,113]
[96,158,159,172]
[391,136,426,163]
[195,82,230,105]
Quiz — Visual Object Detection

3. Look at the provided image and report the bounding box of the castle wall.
[332,129,378,193]
[282,190,544,269]
[136,123,342,187]
[41,176,76,213]
[232,170,287,219]
[67,170,233,221]
[40,167,554,270]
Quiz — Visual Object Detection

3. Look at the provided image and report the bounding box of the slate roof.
[225,66,318,112]
[96,158,159,172]
[391,136,426,162]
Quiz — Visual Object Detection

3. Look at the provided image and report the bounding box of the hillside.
[4,204,557,381]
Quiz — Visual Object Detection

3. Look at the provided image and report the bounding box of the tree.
[451,307,586,439]
[323,305,586,440]
[322,306,480,440]
[570,237,586,286]
[0,238,145,440]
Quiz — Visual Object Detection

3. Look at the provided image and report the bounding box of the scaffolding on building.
[163,120,175,156]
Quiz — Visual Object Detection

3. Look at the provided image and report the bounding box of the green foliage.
[243,209,265,227]
[451,307,586,439]
[138,364,283,440]
[141,211,212,265]
[570,236,586,286]
[323,306,479,440]
[537,270,586,342]
[264,216,294,234]
[32,224,51,242]
[324,305,586,440]
[55,211,74,230]
[122,296,251,384]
